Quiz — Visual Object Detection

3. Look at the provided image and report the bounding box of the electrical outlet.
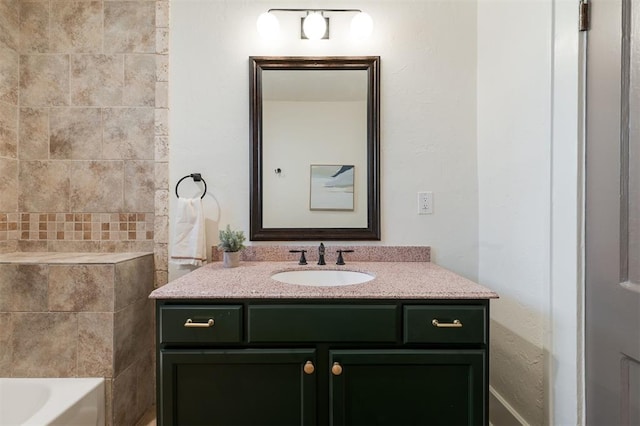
[418,192,433,215]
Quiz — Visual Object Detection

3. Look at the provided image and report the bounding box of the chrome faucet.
[317,243,326,265]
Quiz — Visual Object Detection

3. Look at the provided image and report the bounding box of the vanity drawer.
[159,305,242,344]
[403,305,486,344]
[248,305,397,342]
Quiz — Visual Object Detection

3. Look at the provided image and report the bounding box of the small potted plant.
[217,225,246,268]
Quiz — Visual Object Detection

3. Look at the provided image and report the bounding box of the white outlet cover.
[418,192,433,215]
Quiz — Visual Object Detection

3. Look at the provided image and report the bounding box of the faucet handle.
[336,249,354,265]
[289,250,307,265]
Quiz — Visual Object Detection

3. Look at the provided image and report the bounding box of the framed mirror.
[250,56,380,240]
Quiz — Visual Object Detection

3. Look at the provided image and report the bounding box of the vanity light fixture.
[256,9,373,41]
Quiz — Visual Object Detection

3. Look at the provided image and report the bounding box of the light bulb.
[350,12,373,39]
[303,11,326,40]
[257,12,280,40]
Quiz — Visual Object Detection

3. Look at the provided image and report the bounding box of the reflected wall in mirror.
[250,56,380,240]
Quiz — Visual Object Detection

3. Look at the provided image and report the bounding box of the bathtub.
[0,378,105,426]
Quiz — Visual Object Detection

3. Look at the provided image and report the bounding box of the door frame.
[550,0,586,424]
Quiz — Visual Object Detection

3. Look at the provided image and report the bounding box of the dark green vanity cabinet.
[156,300,490,426]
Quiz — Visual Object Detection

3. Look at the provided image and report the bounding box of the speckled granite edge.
[0,252,153,264]
[211,245,430,263]
[150,260,499,300]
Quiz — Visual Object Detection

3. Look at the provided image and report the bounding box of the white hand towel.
[171,197,207,266]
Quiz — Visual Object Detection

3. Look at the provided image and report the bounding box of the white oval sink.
[271,270,374,287]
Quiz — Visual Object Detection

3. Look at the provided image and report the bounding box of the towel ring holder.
[175,173,207,199]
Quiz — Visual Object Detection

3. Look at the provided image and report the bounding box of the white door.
[585,0,640,423]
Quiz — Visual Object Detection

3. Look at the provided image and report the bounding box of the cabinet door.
[329,349,486,426]
[160,348,316,426]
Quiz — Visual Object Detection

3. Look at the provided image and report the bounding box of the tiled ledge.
[0,251,152,264]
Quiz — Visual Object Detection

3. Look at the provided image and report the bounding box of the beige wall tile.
[49,264,115,311]
[113,302,135,375]
[112,363,137,426]
[20,54,69,106]
[50,107,102,159]
[154,108,168,136]
[70,55,124,106]
[154,135,168,162]
[124,160,154,212]
[155,81,167,108]
[133,297,153,356]
[154,189,168,216]
[105,378,114,426]
[0,126,17,158]
[18,160,70,211]
[135,352,155,422]
[12,312,78,377]
[114,254,153,310]
[153,214,168,244]
[0,313,13,375]
[155,1,168,28]
[154,268,167,288]
[154,161,168,190]
[0,0,19,51]
[0,264,48,311]
[155,27,168,54]
[103,107,154,159]
[0,48,18,105]
[0,102,17,158]
[102,240,153,252]
[0,158,18,211]
[50,2,102,53]
[0,101,17,132]
[78,312,114,377]
[104,2,155,53]
[124,54,155,106]
[71,55,124,106]
[20,2,50,53]
[47,240,101,252]
[19,108,49,160]
[17,240,48,251]
[69,160,124,212]
[156,54,168,82]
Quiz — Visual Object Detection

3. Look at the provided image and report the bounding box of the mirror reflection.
[250,56,380,240]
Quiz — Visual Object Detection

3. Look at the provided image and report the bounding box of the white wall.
[169,0,479,281]
[477,0,582,424]
[170,0,583,423]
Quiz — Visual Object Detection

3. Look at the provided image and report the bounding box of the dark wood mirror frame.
[250,56,380,241]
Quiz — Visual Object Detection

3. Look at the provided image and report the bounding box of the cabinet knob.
[303,360,315,375]
[184,318,215,328]
[331,362,343,376]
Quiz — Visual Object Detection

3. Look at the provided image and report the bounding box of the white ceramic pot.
[223,251,240,268]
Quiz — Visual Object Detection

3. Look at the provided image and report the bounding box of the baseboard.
[489,385,528,425]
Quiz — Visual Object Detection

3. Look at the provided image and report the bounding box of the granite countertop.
[150,260,498,300]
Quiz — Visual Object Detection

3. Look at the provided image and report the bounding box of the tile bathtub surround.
[0,252,155,426]
[0,0,171,287]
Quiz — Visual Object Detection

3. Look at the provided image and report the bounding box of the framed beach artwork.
[309,165,355,211]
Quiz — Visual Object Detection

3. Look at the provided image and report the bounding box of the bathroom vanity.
[151,250,498,426]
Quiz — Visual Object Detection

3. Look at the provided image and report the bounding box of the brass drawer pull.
[432,319,462,328]
[303,361,315,375]
[184,318,215,328]
[331,362,343,376]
